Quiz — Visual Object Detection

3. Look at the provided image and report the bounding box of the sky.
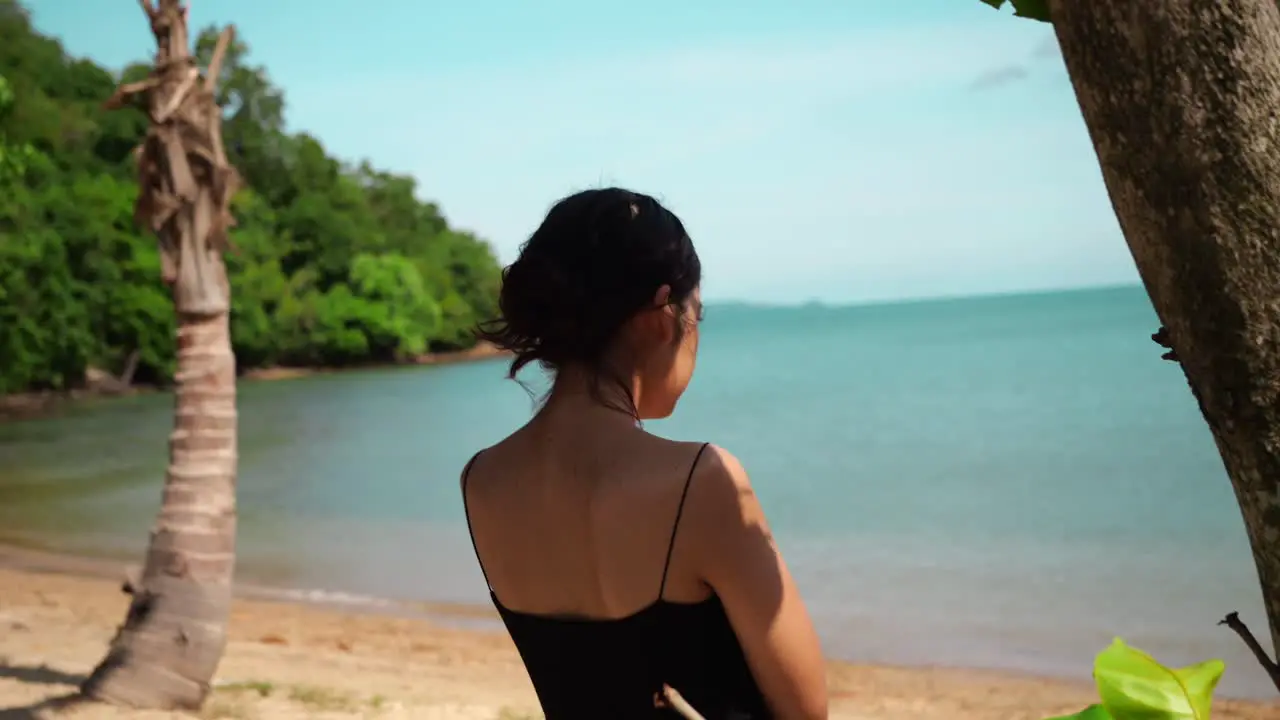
[26,0,1138,304]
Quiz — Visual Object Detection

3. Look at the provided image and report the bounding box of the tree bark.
[81,313,237,708]
[81,0,240,709]
[1051,1,1280,658]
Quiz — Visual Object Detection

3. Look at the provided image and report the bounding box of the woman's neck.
[542,365,643,424]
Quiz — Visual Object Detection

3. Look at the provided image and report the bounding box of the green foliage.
[978,0,1051,22]
[0,0,501,393]
[1045,639,1225,720]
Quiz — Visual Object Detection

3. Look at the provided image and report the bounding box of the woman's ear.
[642,285,677,345]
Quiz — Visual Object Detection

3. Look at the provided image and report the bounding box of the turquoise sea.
[0,285,1272,697]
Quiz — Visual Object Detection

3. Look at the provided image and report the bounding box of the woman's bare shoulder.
[681,444,770,541]
[688,444,751,493]
[635,432,711,459]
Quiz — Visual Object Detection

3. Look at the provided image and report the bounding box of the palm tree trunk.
[80,0,242,709]
[80,312,237,708]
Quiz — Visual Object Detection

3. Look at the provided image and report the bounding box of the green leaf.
[1092,639,1225,720]
[1009,0,1051,21]
[1044,704,1113,720]
[976,0,1050,22]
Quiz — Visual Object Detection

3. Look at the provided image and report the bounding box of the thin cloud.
[967,31,1058,90]
[969,64,1029,90]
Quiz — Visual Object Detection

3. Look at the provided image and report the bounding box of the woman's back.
[462,187,828,719]
[465,413,713,618]
[463,413,770,718]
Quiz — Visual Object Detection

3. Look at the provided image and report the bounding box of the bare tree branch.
[155,66,198,122]
[204,26,234,92]
[1219,612,1280,693]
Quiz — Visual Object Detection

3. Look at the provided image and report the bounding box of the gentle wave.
[238,583,402,610]
[235,580,507,634]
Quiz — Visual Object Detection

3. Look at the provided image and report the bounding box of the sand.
[0,564,1275,720]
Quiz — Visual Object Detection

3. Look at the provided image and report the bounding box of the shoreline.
[238,341,511,382]
[0,343,510,422]
[0,545,1275,719]
[0,543,501,627]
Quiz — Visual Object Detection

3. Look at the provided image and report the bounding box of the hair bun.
[477,187,701,379]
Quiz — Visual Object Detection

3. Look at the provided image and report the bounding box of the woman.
[461,188,828,719]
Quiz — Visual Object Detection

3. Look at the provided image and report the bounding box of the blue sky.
[28,0,1136,304]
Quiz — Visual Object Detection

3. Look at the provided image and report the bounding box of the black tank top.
[462,443,771,719]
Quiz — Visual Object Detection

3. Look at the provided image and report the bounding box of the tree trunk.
[1051,1,1280,656]
[81,313,237,708]
[81,0,241,709]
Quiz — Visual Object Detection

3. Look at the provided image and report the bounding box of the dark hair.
[477,187,701,410]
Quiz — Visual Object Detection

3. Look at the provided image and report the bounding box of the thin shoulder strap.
[658,442,711,599]
[459,451,491,589]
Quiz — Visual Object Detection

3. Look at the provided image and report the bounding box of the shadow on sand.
[0,662,87,720]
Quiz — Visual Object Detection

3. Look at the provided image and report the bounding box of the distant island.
[0,1,501,401]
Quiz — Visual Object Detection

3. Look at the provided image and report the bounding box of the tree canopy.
[0,0,501,394]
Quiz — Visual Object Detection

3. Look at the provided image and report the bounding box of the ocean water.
[0,285,1273,697]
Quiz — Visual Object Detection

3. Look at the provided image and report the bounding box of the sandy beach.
[0,559,1275,720]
